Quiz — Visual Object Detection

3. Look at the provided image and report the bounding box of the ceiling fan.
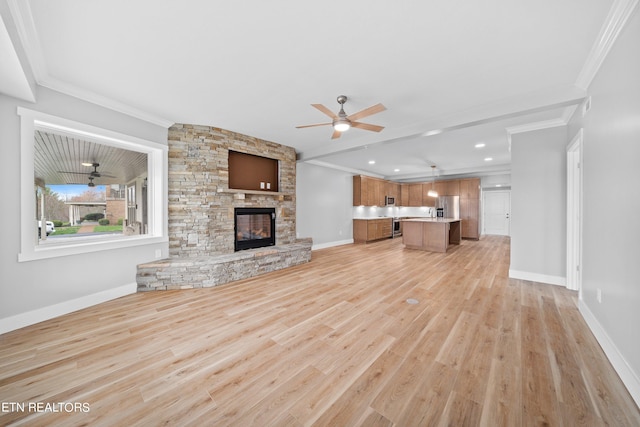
[296,95,386,139]
[58,162,116,178]
[58,162,116,186]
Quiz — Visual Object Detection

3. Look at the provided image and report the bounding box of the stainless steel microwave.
[385,196,395,206]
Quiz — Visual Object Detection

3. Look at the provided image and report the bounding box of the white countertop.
[353,217,393,220]
[401,218,461,223]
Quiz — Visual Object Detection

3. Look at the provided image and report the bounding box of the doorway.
[483,191,510,236]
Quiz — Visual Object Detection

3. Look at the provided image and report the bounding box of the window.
[18,108,168,261]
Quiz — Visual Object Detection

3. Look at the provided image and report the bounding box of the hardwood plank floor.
[1,236,639,426]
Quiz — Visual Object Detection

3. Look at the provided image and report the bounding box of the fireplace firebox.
[234,207,276,251]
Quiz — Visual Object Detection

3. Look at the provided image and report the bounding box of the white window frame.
[18,107,168,262]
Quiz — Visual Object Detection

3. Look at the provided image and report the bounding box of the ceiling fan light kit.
[332,95,351,132]
[297,95,386,139]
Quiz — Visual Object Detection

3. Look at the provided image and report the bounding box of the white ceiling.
[2,0,618,182]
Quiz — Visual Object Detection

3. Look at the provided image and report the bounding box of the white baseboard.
[312,239,354,251]
[579,299,640,408]
[0,283,137,335]
[509,269,566,286]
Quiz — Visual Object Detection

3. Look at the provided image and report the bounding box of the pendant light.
[427,165,438,198]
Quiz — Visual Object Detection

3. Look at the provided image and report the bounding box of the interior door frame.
[566,129,583,294]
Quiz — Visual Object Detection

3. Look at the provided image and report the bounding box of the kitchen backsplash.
[353,206,435,219]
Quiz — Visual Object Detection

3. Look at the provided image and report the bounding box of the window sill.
[18,234,168,262]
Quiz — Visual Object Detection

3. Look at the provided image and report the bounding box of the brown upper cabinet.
[400,183,410,206]
[385,181,400,201]
[442,180,460,196]
[459,177,480,199]
[353,175,389,206]
[421,184,437,207]
[431,179,459,196]
[408,183,423,207]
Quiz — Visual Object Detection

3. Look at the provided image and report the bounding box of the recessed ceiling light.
[475,143,486,148]
[394,168,400,172]
[496,184,502,187]
[484,157,493,161]
[368,160,375,164]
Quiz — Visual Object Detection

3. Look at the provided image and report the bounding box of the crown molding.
[505,118,567,136]
[39,75,175,128]
[6,0,46,81]
[6,0,174,128]
[575,0,640,90]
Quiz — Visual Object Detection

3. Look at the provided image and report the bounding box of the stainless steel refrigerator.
[436,196,460,219]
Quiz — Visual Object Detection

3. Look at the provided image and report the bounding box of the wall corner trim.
[579,299,640,407]
[575,0,640,90]
[0,283,137,335]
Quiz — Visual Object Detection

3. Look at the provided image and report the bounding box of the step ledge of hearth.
[139,239,313,268]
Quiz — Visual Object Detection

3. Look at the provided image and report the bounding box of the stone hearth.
[136,124,311,291]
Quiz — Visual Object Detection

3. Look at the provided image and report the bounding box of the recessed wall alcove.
[136,123,311,291]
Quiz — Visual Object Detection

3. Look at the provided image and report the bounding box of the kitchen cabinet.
[433,181,446,197]
[385,181,400,201]
[444,180,460,196]
[366,178,380,206]
[353,175,388,206]
[400,184,410,206]
[421,184,437,207]
[459,178,480,239]
[459,178,480,199]
[408,184,423,207]
[433,179,459,196]
[353,218,393,243]
[402,218,461,253]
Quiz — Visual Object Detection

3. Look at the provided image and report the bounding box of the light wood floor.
[1,236,639,426]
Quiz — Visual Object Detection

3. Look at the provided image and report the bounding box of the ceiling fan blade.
[58,171,91,175]
[347,103,386,122]
[331,129,342,139]
[351,122,385,132]
[311,104,338,119]
[295,122,332,129]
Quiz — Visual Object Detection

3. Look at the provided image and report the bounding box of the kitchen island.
[401,218,461,253]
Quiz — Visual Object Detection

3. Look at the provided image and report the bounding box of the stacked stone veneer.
[136,123,311,291]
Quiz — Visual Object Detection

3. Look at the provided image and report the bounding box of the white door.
[483,191,510,236]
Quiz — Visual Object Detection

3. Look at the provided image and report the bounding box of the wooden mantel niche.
[228,150,279,192]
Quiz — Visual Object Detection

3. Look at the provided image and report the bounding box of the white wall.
[481,173,511,189]
[509,126,567,285]
[569,4,640,404]
[295,162,354,249]
[0,86,168,333]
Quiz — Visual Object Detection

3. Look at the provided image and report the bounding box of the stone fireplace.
[166,124,297,257]
[136,123,312,291]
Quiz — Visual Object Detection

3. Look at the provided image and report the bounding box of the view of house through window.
[34,128,148,243]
